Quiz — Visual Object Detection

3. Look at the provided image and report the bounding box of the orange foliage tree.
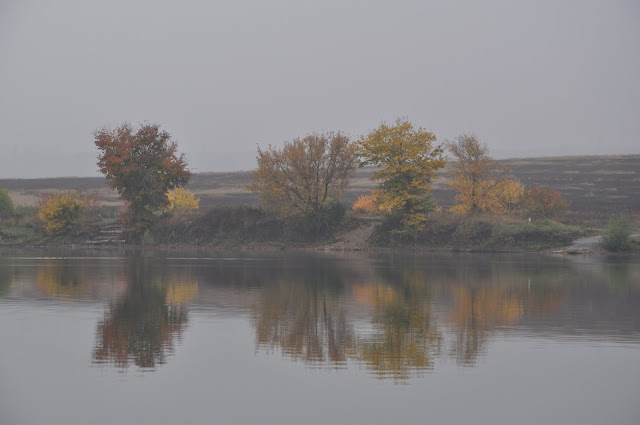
[447,134,523,214]
[247,132,356,220]
[94,123,192,236]
[522,186,569,219]
[351,191,380,215]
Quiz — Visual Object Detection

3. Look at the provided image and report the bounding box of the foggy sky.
[1,0,639,178]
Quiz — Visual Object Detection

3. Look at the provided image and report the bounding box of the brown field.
[1,155,638,213]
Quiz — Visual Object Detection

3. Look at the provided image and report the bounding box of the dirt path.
[563,235,603,254]
[324,217,378,250]
[562,234,638,255]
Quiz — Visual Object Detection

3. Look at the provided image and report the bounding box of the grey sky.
[1,0,639,178]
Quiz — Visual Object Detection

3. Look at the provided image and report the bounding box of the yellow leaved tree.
[355,119,445,229]
[351,191,381,215]
[497,178,525,214]
[38,192,86,235]
[166,187,200,213]
[447,134,523,215]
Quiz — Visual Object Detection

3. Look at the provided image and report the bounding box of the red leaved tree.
[94,123,192,237]
[522,186,569,219]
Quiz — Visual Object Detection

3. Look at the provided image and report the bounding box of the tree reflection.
[36,258,127,300]
[251,257,355,365]
[8,250,639,381]
[448,285,523,365]
[603,261,638,292]
[0,267,10,298]
[355,282,442,380]
[444,258,570,365]
[92,258,197,369]
[37,259,87,299]
[251,255,444,380]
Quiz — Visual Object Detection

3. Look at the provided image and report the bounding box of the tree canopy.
[447,134,523,214]
[522,186,569,219]
[95,123,191,235]
[247,132,356,220]
[355,119,445,229]
[0,188,14,218]
[166,188,200,213]
[38,192,85,235]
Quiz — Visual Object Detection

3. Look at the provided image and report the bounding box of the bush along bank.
[145,204,347,247]
[3,202,635,254]
[369,212,591,251]
[601,215,638,252]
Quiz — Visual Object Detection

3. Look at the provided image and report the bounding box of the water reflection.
[355,282,442,379]
[35,257,127,301]
[448,285,523,365]
[249,253,639,379]
[92,258,197,370]
[0,267,10,298]
[38,259,89,299]
[251,258,355,364]
[1,250,638,380]
[442,259,568,365]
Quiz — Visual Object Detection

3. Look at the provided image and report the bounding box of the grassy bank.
[2,205,636,254]
[0,205,112,246]
[370,213,592,251]
[0,206,41,245]
[147,206,303,247]
[138,209,596,252]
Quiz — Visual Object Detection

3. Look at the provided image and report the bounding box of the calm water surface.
[1,248,639,425]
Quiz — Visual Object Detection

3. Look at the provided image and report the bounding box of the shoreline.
[2,239,638,257]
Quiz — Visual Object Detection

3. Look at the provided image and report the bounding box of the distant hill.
[1,155,638,213]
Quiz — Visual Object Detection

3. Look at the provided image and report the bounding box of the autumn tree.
[355,119,445,229]
[166,188,200,213]
[247,132,356,230]
[497,178,525,214]
[522,186,569,219]
[94,123,192,236]
[38,192,86,235]
[447,134,523,215]
[352,191,380,215]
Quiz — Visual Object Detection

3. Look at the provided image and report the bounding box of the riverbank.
[3,210,637,255]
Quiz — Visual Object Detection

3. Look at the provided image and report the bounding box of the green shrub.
[451,219,493,247]
[489,219,587,250]
[371,213,587,250]
[14,205,38,218]
[141,230,156,246]
[370,213,406,246]
[602,215,632,251]
[0,189,14,218]
[150,206,291,245]
[302,202,347,236]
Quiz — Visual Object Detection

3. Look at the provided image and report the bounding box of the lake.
[1,248,639,425]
